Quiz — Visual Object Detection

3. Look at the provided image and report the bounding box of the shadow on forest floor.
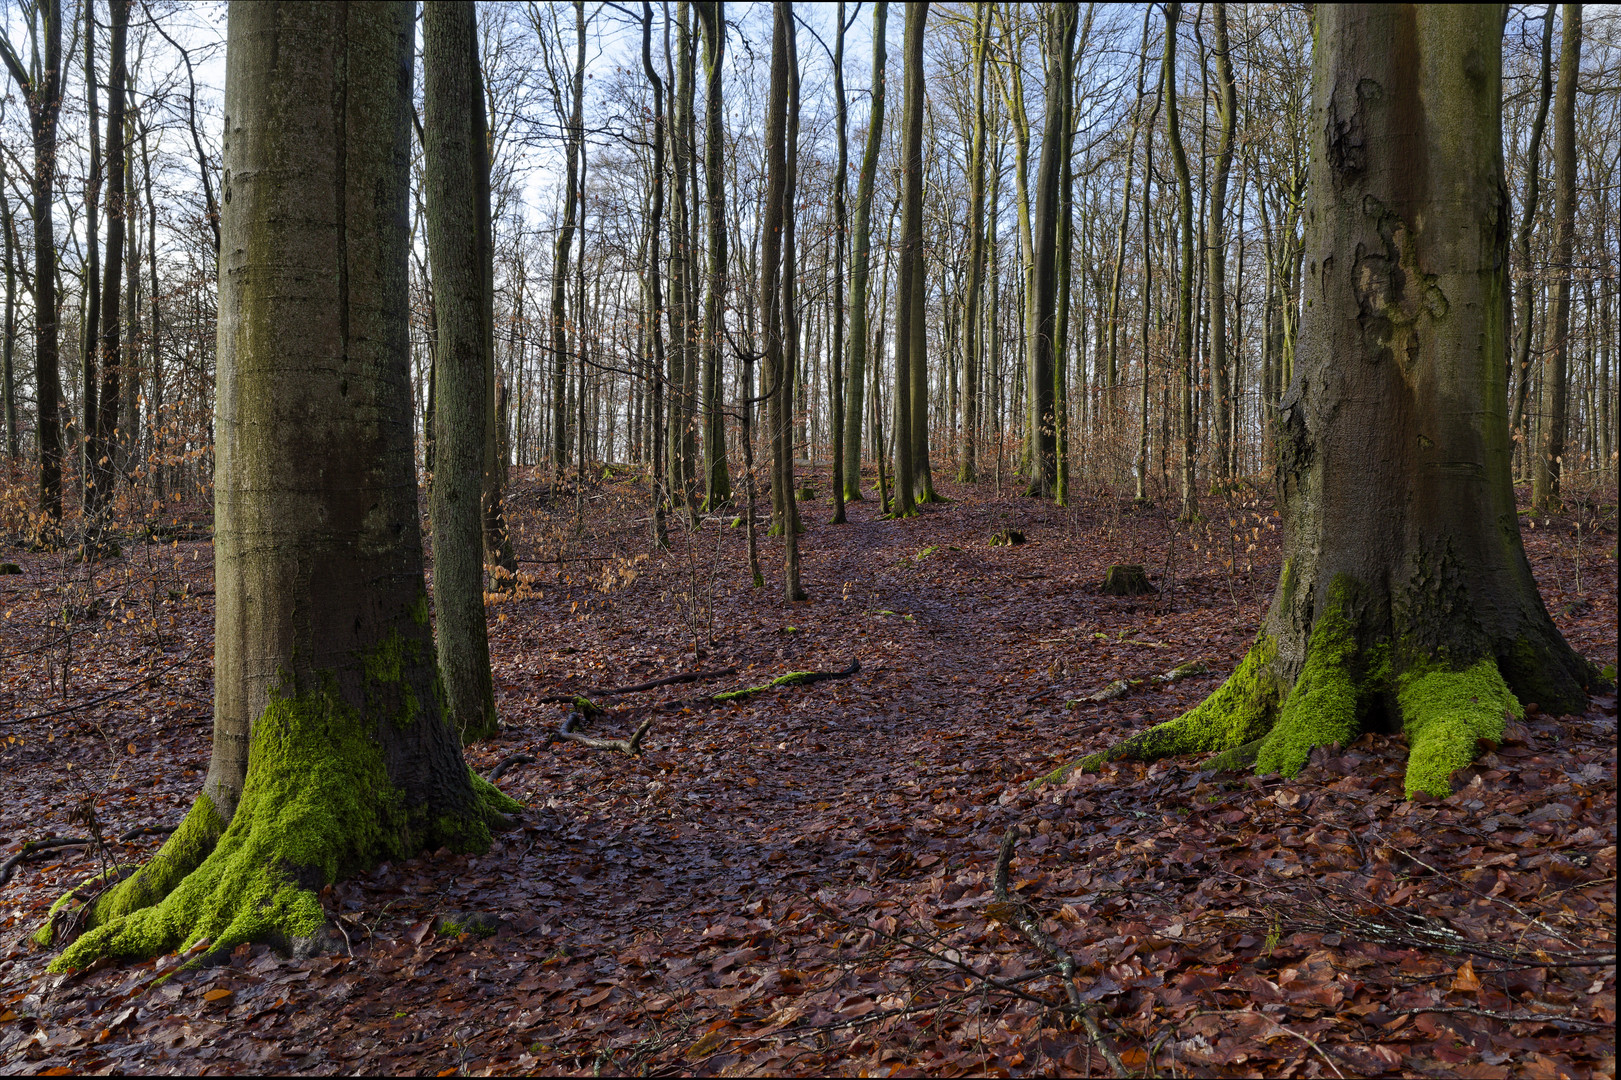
[1,466,1615,1076]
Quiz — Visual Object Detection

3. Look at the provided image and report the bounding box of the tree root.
[990,826,1130,1079]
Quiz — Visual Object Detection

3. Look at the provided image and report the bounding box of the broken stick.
[991,826,1130,1079]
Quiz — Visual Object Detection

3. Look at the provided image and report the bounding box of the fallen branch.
[0,824,177,887]
[486,754,537,782]
[1395,1004,1613,1033]
[556,717,653,756]
[1068,659,1212,708]
[590,667,737,696]
[687,658,860,706]
[991,827,1130,1079]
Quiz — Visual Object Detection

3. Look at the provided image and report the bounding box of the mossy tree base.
[1046,575,1592,799]
[46,679,518,972]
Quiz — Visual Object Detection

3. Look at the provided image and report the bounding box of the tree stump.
[1102,564,1155,595]
[989,527,1025,546]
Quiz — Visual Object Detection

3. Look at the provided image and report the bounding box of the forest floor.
[0,464,1615,1077]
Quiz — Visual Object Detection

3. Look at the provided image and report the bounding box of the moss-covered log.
[1045,7,1606,800]
[43,2,517,972]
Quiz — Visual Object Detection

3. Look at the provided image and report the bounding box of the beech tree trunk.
[841,0,885,503]
[1531,4,1579,514]
[1074,5,1604,800]
[0,0,65,524]
[87,0,129,537]
[423,0,498,743]
[549,2,584,478]
[698,0,730,510]
[52,0,513,971]
[890,1,926,518]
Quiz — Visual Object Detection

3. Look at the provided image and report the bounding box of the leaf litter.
[0,470,1614,1077]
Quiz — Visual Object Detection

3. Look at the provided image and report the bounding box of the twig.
[991,827,1130,1079]
[2,649,196,726]
[0,824,177,887]
[1396,1004,1613,1032]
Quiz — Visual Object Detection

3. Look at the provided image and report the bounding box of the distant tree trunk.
[81,0,103,501]
[641,0,669,549]
[842,0,886,502]
[1106,11,1153,481]
[1162,2,1198,522]
[891,0,926,518]
[88,0,130,538]
[958,1,988,485]
[1133,53,1163,505]
[550,2,584,478]
[698,0,730,510]
[1081,5,1604,800]
[1532,4,1580,515]
[0,0,64,526]
[762,1,804,598]
[779,6,805,598]
[1206,2,1236,485]
[1508,5,1554,460]
[1027,3,1075,499]
[423,0,498,743]
[828,0,849,523]
[53,0,514,972]
[0,153,17,460]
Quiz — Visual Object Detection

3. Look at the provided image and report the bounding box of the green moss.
[1034,637,1281,786]
[52,631,501,971]
[52,678,403,971]
[1254,576,1363,778]
[1397,658,1517,798]
[713,671,815,703]
[410,590,431,627]
[468,768,522,815]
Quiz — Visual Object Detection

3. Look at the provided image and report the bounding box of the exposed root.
[556,717,653,756]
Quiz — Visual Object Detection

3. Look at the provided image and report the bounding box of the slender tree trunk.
[1027,4,1075,498]
[423,0,498,742]
[1,153,16,460]
[1206,2,1236,486]
[641,1,669,549]
[828,0,849,523]
[1532,4,1580,514]
[697,0,730,510]
[841,0,885,502]
[549,3,584,478]
[1508,6,1555,458]
[957,1,988,485]
[891,1,927,518]
[56,0,513,971]
[1163,2,1198,521]
[1133,57,1163,505]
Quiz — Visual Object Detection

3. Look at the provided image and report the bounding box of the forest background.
[0,1,1616,1076]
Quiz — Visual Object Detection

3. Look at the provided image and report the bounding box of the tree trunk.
[1,151,17,460]
[423,0,498,743]
[828,0,849,523]
[549,2,584,478]
[1163,2,1198,522]
[1531,4,1579,515]
[957,2,988,485]
[1507,4,1554,460]
[1106,11,1154,482]
[641,1,669,549]
[1206,2,1236,486]
[698,0,730,510]
[841,0,885,502]
[53,0,513,972]
[1078,5,1604,801]
[891,0,926,518]
[88,0,130,538]
[1027,4,1075,500]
